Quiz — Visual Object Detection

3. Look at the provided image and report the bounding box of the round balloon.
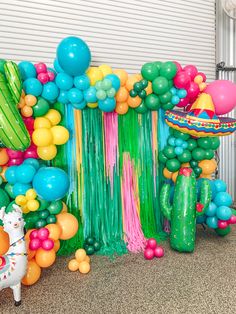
[21,259,41,286]
[56,212,79,240]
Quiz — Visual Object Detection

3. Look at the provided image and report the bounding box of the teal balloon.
[72,101,87,110]
[174,147,183,155]
[152,76,169,95]
[98,97,116,112]
[141,62,159,81]
[96,89,106,100]
[58,90,69,104]
[170,87,177,95]
[23,78,42,97]
[160,61,177,79]
[166,158,181,172]
[5,166,18,184]
[13,183,31,197]
[16,164,36,184]
[177,89,187,98]
[53,59,64,73]
[175,138,184,146]
[214,192,232,207]
[84,86,97,103]
[206,216,218,229]
[168,137,176,146]
[48,200,63,215]
[144,94,160,110]
[67,88,83,103]
[205,202,217,217]
[214,180,227,193]
[18,61,36,80]
[33,97,50,117]
[216,206,232,221]
[159,91,172,104]
[105,74,120,91]
[42,82,59,101]
[135,101,148,114]
[55,72,73,91]
[74,74,90,90]
[171,95,180,105]
[107,87,116,98]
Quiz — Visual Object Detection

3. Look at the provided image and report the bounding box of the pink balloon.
[29,230,39,240]
[47,71,55,81]
[174,71,191,89]
[37,228,49,241]
[35,62,47,74]
[228,215,236,224]
[146,238,157,250]
[37,72,49,84]
[187,82,200,100]
[29,238,41,250]
[144,248,154,260]
[24,147,38,159]
[183,65,198,80]
[197,72,206,82]
[177,96,190,108]
[205,80,236,115]
[41,239,54,251]
[6,149,24,159]
[23,117,35,131]
[218,220,228,229]
[173,61,182,73]
[8,158,23,166]
[154,246,164,258]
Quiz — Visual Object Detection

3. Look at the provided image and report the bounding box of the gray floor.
[1,226,235,314]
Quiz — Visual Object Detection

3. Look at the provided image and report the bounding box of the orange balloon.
[181,163,190,168]
[115,102,129,115]
[68,259,80,272]
[0,148,9,166]
[18,97,26,108]
[199,159,217,175]
[145,81,153,95]
[0,166,7,181]
[126,75,139,91]
[56,213,79,240]
[172,171,179,183]
[0,226,9,255]
[116,87,129,102]
[53,239,60,252]
[79,261,90,274]
[113,69,128,86]
[35,248,56,268]
[127,96,142,108]
[46,224,62,241]
[21,105,33,117]
[135,74,142,81]
[21,259,41,286]
[26,239,36,261]
[163,168,172,179]
[84,255,90,263]
[25,95,37,107]
[200,174,213,180]
[75,249,87,263]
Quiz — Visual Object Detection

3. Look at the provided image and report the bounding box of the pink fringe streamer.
[122,154,146,253]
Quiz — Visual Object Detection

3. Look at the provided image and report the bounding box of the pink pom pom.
[8,158,23,166]
[29,238,41,250]
[183,65,198,80]
[218,220,228,229]
[174,71,191,89]
[41,239,54,251]
[144,248,155,260]
[29,230,38,240]
[154,246,164,258]
[35,63,47,74]
[146,238,157,250]
[228,215,236,225]
[37,228,49,241]
[47,71,55,81]
[37,72,49,84]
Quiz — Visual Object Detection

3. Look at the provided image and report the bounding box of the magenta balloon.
[229,215,236,224]
[187,81,200,100]
[174,71,191,89]
[30,230,38,240]
[8,158,23,166]
[205,80,236,115]
[144,248,155,260]
[177,96,190,108]
[146,238,157,250]
[173,61,182,73]
[218,220,228,229]
[154,246,164,258]
[6,149,24,159]
[183,65,198,80]
[37,227,49,241]
[29,238,41,250]
[24,146,38,159]
[23,117,35,131]
[41,239,54,251]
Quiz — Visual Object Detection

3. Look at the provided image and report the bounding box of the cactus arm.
[196,179,212,217]
[160,184,172,221]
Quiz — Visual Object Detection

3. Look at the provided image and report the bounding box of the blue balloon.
[67,88,83,104]
[71,101,87,110]
[98,98,116,112]
[214,179,227,193]
[174,147,183,155]
[13,183,31,197]
[197,215,206,224]
[57,36,91,76]
[33,167,69,201]
[5,166,18,184]
[83,87,97,103]
[216,206,232,221]
[170,87,177,95]
[206,216,218,229]
[175,138,184,146]
[205,202,217,217]
[23,158,40,170]
[18,61,36,80]
[74,75,90,90]
[23,78,42,97]
[177,89,187,98]
[16,165,36,184]
[58,90,69,104]
[214,192,232,207]
[105,74,120,91]
[171,95,180,105]
[55,73,73,90]
[53,59,64,73]
[42,82,59,101]
[181,142,188,149]
[168,137,176,146]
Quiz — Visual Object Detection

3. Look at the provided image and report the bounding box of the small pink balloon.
[24,147,38,159]
[23,117,35,131]
[35,63,47,74]
[47,71,55,81]
[174,71,191,89]
[37,228,49,241]
[8,158,23,166]
[6,149,24,159]
[218,220,228,229]
[154,246,164,258]
[29,238,41,250]
[144,248,154,260]
[196,72,206,82]
[176,96,190,108]
[187,82,200,100]
[146,238,157,250]
[173,61,182,73]
[29,230,39,240]
[41,239,54,251]
[183,65,198,80]
[37,72,49,84]
[228,215,236,224]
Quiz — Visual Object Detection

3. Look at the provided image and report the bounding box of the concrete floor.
[1,226,236,314]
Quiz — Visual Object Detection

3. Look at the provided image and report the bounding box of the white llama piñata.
[0,204,27,306]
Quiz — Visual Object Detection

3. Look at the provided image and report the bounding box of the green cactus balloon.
[160,167,211,252]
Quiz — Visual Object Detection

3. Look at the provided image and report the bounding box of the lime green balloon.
[144,94,160,110]
[141,63,159,81]
[96,89,106,100]
[211,137,220,150]
[192,148,205,161]
[0,188,10,207]
[205,149,214,160]
[166,158,181,172]
[177,150,192,163]
[159,91,172,104]
[152,77,169,95]
[173,130,190,140]
[135,100,148,114]
[161,102,175,110]
[107,87,116,98]
[197,137,212,149]
[160,61,177,79]
[163,145,176,159]
[187,138,197,151]
[33,97,50,117]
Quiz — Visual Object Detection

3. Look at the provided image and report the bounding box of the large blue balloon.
[206,216,218,229]
[214,179,227,193]
[18,61,37,80]
[216,206,232,221]
[16,164,36,184]
[33,167,69,201]
[214,192,232,207]
[23,78,42,96]
[55,72,73,90]
[205,202,217,217]
[57,37,91,76]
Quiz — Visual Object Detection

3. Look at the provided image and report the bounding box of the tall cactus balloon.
[160,167,211,252]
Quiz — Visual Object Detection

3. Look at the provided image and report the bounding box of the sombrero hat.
[165,93,236,137]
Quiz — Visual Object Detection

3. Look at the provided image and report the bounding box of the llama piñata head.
[0,204,24,237]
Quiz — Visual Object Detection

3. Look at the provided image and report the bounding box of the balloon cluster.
[83,237,101,255]
[29,228,54,251]
[18,92,37,118]
[144,238,164,260]
[35,63,55,85]
[68,248,91,274]
[15,188,39,213]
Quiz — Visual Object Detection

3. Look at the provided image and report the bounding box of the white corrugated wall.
[216,1,236,200]
[0,0,216,78]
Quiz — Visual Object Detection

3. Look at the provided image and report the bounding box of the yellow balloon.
[26,189,37,200]
[32,128,53,147]
[27,200,39,212]
[98,64,113,76]
[15,195,27,206]
[87,102,98,109]
[86,67,103,85]
[34,117,51,129]
[51,126,69,145]
[37,145,57,161]
[194,75,203,84]
[44,109,61,126]
[199,82,207,92]
[22,205,30,214]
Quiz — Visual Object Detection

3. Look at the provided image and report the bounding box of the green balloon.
[163,145,176,159]
[152,76,169,95]
[211,137,220,150]
[177,150,192,163]
[144,94,160,110]
[197,137,212,149]
[133,82,143,92]
[4,183,15,199]
[192,148,205,161]
[48,200,63,215]
[24,211,39,229]
[138,90,146,99]
[33,97,50,117]
[205,149,214,160]
[166,158,181,172]
[169,127,175,135]
[0,188,10,207]
[159,91,172,104]
[187,138,197,151]
[38,199,50,211]
[173,130,190,140]
[96,89,106,100]
[141,79,148,88]
[193,166,202,177]
[6,201,17,213]
[46,214,57,224]
[190,160,198,168]
[86,245,95,255]
[0,59,6,75]
[160,61,177,80]
[135,100,148,114]
[154,61,162,71]
[102,79,112,90]
[215,226,231,237]
[141,63,159,81]
[161,102,175,110]
[159,151,168,164]
[107,87,116,98]
[86,237,95,245]
[130,90,137,97]
[38,209,50,220]
[94,241,101,251]
[35,218,47,229]
[168,80,174,88]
